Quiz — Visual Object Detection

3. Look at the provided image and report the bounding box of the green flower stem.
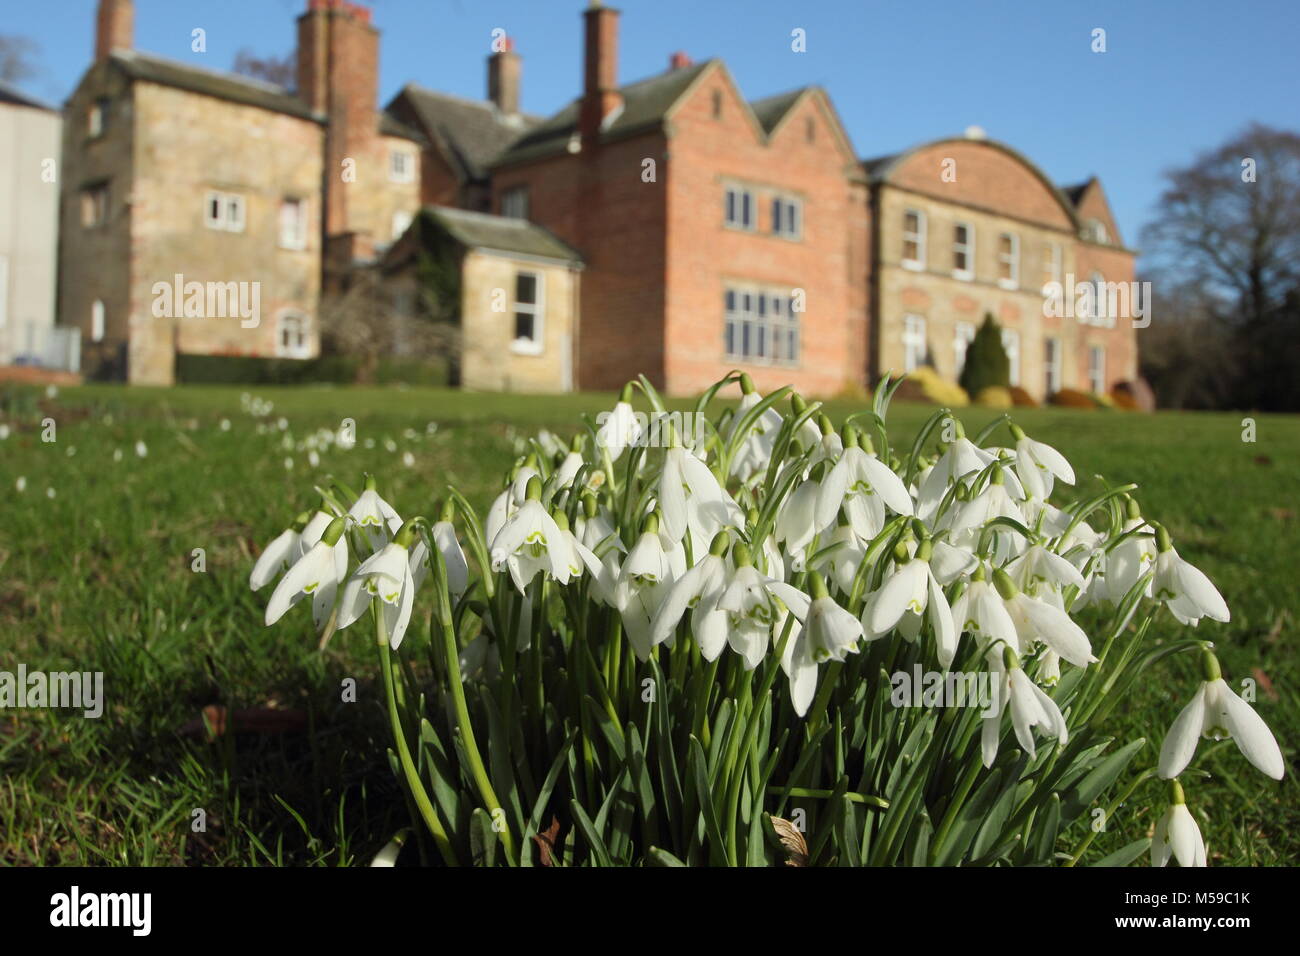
[375,602,457,866]
[432,553,518,865]
[1064,767,1157,867]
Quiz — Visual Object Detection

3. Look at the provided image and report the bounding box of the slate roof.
[108,50,321,121]
[393,84,541,182]
[1060,180,1093,206]
[749,88,806,133]
[494,59,714,167]
[424,206,582,263]
[0,79,57,112]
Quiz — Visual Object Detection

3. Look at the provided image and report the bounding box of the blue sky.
[8,0,1298,257]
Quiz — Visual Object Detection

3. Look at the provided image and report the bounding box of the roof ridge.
[401,81,545,123]
[114,49,294,97]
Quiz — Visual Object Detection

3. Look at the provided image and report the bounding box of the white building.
[0,81,72,370]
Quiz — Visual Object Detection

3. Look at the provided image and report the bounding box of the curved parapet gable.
[872,137,1080,232]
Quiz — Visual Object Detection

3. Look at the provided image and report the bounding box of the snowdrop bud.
[892,538,911,563]
[841,423,859,448]
[1124,495,1142,522]
[993,568,1019,600]
[321,516,349,547]
[709,531,731,557]
[438,498,455,523]
[551,509,570,532]
[915,538,933,562]
[1002,644,1021,670]
[619,383,634,403]
[1154,524,1173,554]
[571,432,588,454]
[1201,649,1222,682]
[582,492,598,520]
[818,413,834,437]
[733,541,753,567]
[739,372,756,395]
[525,476,543,502]
[790,393,808,417]
[393,520,423,550]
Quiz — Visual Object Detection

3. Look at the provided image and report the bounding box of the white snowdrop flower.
[336,523,423,649]
[284,457,294,471]
[348,476,403,551]
[308,450,321,468]
[981,646,1068,767]
[649,533,732,654]
[15,476,26,493]
[553,450,585,490]
[775,462,833,570]
[713,544,811,671]
[993,568,1095,668]
[281,435,294,451]
[811,522,867,596]
[113,448,123,462]
[1010,424,1075,500]
[0,423,10,440]
[1159,651,1284,781]
[45,385,58,399]
[782,573,857,716]
[66,446,76,457]
[277,417,289,431]
[489,478,575,595]
[370,832,408,867]
[1151,525,1229,626]
[250,518,304,591]
[815,428,913,542]
[220,418,231,432]
[866,538,958,667]
[384,438,398,454]
[407,515,470,597]
[1152,780,1207,868]
[728,379,785,481]
[615,514,676,660]
[916,429,996,518]
[658,440,739,544]
[46,487,56,499]
[364,438,375,449]
[264,516,350,631]
[403,428,418,442]
[1004,543,1087,599]
[402,451,415,468]
[425,421,438,436]
[948,466,1026,540]
[948,567,1017,648]
[135,440,148,458]
[595,386,643,462]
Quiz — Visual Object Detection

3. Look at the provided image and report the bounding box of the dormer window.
[1085,218,1109,244]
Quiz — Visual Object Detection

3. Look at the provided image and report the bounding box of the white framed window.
[501,185,529,220]
[205,191,245,233]
[91,299,105,343]
[902,313,927,373]
[952,222,974,280]
[1044,337,1062,395]
[81,183,108,228]
[953,321,974,376]
[1088,345,1106,395]
[279,198,307,250]
[902,209,926,270]
[771,195,802,239]
[276,312,311,359]
[389,148,415,184]
[1042,242,1062,290]
[513,271,544,354]
[0,255,8,329]
[392,209,413,241]
[724,185,755,230]
[997,232,1019,289]
[723,286,800,365]
[1086,218,1109,244]
[1001,328,1020,386]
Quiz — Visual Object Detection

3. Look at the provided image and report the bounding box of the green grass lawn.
[0,382,1295,865]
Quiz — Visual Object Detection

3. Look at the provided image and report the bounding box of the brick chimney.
[95,0,134,61]
[296,0,380,237]
[579,1,622,148]
[488,37,521,115]
[669,51,692,70]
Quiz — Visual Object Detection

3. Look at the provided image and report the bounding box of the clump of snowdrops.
[251,372,1283,867]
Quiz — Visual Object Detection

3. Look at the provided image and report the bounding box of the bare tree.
[1142,123,1300,328]
[0,35,39,84]
[231,49,297,89]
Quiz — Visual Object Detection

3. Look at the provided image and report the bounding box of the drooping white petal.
[250,528,299,590]
[1215,679,1285,780]
[1158,683,1208,779]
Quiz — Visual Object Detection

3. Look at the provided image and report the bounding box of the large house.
[58,0,1138,398]
[0,81,64,370]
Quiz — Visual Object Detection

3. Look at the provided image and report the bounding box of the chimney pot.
[670,51,692,70]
